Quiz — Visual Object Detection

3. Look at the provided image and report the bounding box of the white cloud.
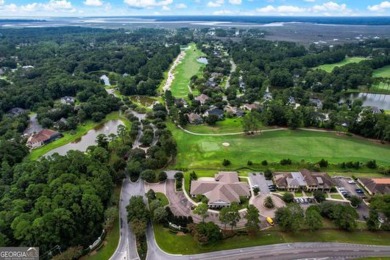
[207,0,224,8]
[0,0,76,14]
[84,0,104,7]
[368,1,390,12]
[312,2,348,12]
[124,0,173,8]
[304,0,315,2]
[256,5,306,14]
[213,9,233,15]
[176,3,187,8]
[229,0,241,5]
[0,0,4,5]
[162,5,170,10]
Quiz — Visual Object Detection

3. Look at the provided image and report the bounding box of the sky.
[0,0,390,17]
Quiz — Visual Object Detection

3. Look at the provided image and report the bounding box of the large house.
[26,129,62,149]
[358,178,390,195]
[194,94,210,105]
[190,172,250,208]
[274,169,334,192]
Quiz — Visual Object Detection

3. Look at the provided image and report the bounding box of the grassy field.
[83,186,121,260]
[170,43,205,99]
[28,111,131,160]
[373,65,390,78]
[156,192,169,207]
[316,57,368,73]
[154,224,390,255]
[185,118,245,134]
[168,123,390,168]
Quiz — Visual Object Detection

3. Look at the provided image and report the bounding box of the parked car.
[355,189,364,194]
[348,180,356,184]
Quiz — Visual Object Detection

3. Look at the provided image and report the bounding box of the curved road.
[110,179,145,260]
[146,226,390,260]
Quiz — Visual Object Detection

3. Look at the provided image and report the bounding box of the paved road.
[110,179,145,260]
[146,232,390,260]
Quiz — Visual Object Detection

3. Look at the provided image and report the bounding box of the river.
[45,120,124,157]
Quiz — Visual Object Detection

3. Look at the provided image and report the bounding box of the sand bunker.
[222,142,230,147]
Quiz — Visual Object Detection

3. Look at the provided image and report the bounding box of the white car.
[348,180,356,184]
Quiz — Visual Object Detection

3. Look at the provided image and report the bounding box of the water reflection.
[45,120,124,157]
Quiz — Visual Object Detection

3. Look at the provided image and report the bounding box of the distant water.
[2,16,390,26]
[124,16,390,26]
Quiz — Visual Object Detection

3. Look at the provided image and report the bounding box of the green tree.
[190,222,222,245]
[313,190,326,203]
[264,169,273,180]
[264,196,274,209]
[193,203,209,222]
[153,207,168,223]
[245,205,260,235]
[275,203,304,232]
[130,219,147,238]
[158,171,167,182]
[146,189,156,201]
[282,192,294,203]
[366,209,380,231]
[305,206,323,231]
[140,170,155,183]
[220,202,241,230]
[349,196,362,208]
[127,196,150,223]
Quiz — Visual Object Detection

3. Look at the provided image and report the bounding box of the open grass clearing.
[169,123,390,169]
[170,43,205,99]
[83,186,121,260]
[156,192,169,207]
[373,65,390,78]
[28,111,131,160]
[329,193,344,200]
[316,57,368,73]
[154,224,390,255]
[185,118,245,134]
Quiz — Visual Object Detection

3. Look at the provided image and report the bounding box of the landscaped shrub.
[264,196,274,208]
[264,169,273,180]
[247,160,253,166]
[261,160,268,166]
[222,159,231,166]
[280,158,292,165]
[282,192,294,203]
[318,158,329,168]
[366,160,377,169]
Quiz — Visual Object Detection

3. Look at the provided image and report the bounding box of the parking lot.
[249,173,271,194]
[333,177,366,199]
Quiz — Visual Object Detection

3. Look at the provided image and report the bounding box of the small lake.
[129,95,157,107]
[197,57,208,65]
[100,75,110,86]
[45,120,124,157]
[347,93,390,110]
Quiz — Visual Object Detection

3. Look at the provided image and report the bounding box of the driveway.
[248,172,270,194]
[252,194,285,218]
[166,179,193,216]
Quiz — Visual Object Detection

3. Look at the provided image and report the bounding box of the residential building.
[204,107,224,119]
[190,172,250,208]
[7,107,26,117]
[26,129,62,149]
[274,169,334,191]
[358,178,390,195]
[187,113,203,125]
[194,94,210,105]
[60,96,75,105]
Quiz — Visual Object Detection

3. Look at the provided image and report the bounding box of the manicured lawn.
[316,57,368,73]
[185,118,245,134]
[329,193,344,200]
[171,43,205,99]
[28,111,131,160]
[153,224,284,254]
[156,192,169,207]
[154,224,390,255]
[83,186,121,260]
[373,65,390,78]
[169,123,390,169]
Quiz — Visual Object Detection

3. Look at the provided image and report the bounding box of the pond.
[347,93,390,110]
[197,57,208,65]
[45,120,124,157]
[129,95,157,107]
[100,74,110,86]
